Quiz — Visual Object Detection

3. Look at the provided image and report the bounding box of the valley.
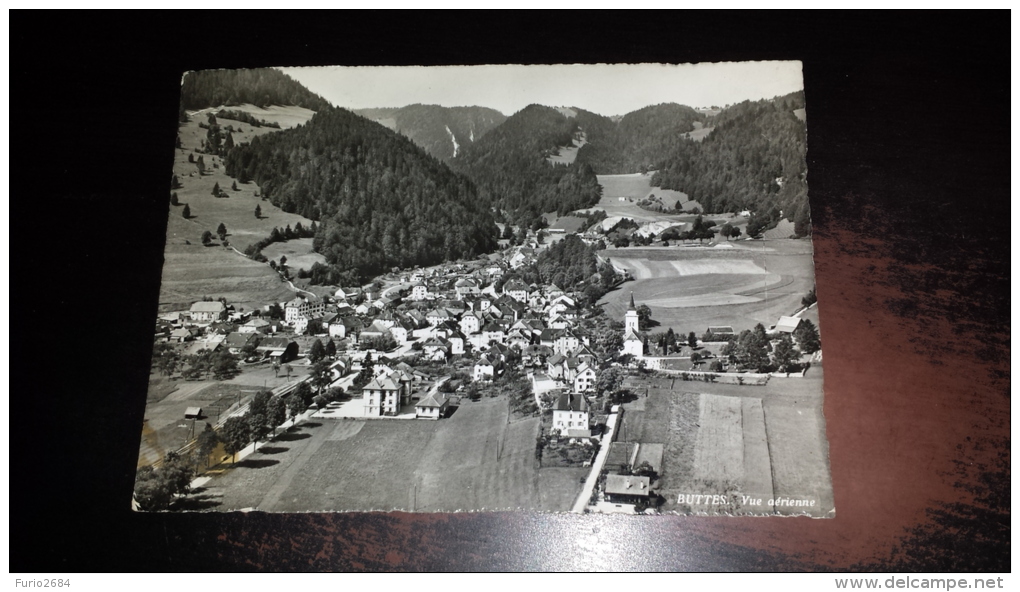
[137,66,829,519]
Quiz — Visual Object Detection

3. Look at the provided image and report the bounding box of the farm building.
[706,325,735,336]
[256,337,298,363]
[604,475,651,504]
[771,316,802,334]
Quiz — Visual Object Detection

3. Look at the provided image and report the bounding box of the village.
[143,218,825,515]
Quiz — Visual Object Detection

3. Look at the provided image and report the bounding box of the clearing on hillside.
[260,238,326,272]
[546,130,587,165]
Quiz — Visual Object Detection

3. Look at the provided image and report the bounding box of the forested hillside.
[223,107,498,285]
[180,68,332,112]
[356,104,506,161]
[575,103,704,174]
[451,105,603,228]
[651,92,809,233]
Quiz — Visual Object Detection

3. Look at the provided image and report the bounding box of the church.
[621,293,644,358]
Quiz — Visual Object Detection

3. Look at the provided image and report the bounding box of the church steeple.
[625,292,639,334]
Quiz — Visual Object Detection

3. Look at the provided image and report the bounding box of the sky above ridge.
[279,62,804,117]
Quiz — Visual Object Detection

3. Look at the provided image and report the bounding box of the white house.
[410,282,429,301]
[473,354,500,381]
[573,362,597,393]
[189,301,226,323]
[362,376,402,417]
[503,279,530,303]
[415,391,449,419]
[459,310,482,335]
[552,393,590,435]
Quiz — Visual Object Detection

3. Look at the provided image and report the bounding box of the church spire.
[628,292,636,311]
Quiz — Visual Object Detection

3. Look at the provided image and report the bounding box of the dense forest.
[451,105,604,227]
[651,92,809,233]
[356,104,506,162]
[574,103,704,174]
[223,107,498,285]
[180,68,332,112]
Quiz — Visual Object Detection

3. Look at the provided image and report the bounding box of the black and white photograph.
[136,62,832,516]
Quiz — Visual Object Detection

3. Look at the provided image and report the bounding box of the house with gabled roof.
[473,354,502,381]
[329,316,363,342]
[459,309,483,335]
[426,308,451,327]
[455,278,480,298]
[224,332,257,355]
[506,328,531,350]
[554,329,584,356]
[547,354,566,379]
[390,320,415,344]
[573,362,597,393]
[422,337,451,361]
[552,393,589,435]
[503,279,530,302]
[360,320,393,343]
[482,321,505,346]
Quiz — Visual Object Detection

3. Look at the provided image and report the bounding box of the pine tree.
[217,223,227,241]
[170,192,179,206]
[255,204,262,219]
[232,180,238,191]
[182,204,191,218]
[211,182,221,197]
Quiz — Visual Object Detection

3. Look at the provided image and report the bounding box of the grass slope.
[159,105,318,310]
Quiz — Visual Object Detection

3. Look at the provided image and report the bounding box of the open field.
[260,238,326,272]
[158,214,297,312]
[599,240,815,334]
[587,173,702,221]
[621,372,831,516]
[197,397,586,512]
[157,104,321,311]
[542,214,587,234]
[685,127,714,142]
[171,111,316,252]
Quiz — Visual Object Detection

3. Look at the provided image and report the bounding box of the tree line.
[180,68,332,112]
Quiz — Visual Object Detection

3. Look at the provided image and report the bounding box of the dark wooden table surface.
[12,12,1008,572]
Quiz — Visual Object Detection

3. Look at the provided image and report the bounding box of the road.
[571,408,620,513]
